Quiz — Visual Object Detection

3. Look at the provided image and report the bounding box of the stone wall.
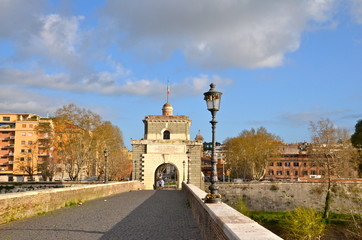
[0,181,144,224]
[183,183,282,240]
[216,182,362,214]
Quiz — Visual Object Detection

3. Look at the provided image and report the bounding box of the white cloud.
[279,107,350,125]
[0,85,59,116]
[0,0,44,39]
[350,0,362,24]
[102,0,337,69]
[0,67,230,98]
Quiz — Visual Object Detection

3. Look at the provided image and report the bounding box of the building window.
[28,157,32,161]
[277,162,282,166]
[28,140,32,145]
[20,157,24,161]
[22,132,26,136]
[277,170,283,175]
[294,170,298,176]
[269,170,274,175]
[285,162,291,167]
[22,124,26,128]
[163,130,170,140]
[303,162,307,167]
[311,170,316,175]
[269,162,274,166]
[303,170,308,176]
[21,149,25,153]
[2,116,10,121]
[293,162,299,167]
[28,132,33,136]
[286,170,290,175]
[21,141,26,145]
[28,149,32,153]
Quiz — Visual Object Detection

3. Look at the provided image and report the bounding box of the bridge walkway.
[0,190,201,240]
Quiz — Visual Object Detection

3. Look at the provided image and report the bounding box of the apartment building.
[0,113,52,182]
[265,143,358,182]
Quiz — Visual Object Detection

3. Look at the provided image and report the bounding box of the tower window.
[163,130,170,140]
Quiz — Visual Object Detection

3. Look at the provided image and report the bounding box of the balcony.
[38,153,50,156]
[0,124,15,129]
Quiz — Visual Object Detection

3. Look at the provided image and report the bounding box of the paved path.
[0,190,201,240]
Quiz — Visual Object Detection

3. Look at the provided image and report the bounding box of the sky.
[1,0,362,149]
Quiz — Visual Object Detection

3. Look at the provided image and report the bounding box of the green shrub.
[282,207,325,240]
[232,198,249,216]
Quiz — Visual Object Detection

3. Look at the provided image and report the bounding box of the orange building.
[0,113,52,182]
[265,143,358,182]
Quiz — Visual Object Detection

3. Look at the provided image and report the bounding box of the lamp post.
[203,83,222,203]
[186,149,190,184]
[183,160,185,181]
[104,149,108,183]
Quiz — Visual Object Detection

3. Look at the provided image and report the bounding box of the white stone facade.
[132,103,203,190]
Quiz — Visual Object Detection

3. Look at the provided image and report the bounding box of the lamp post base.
[205,198,222,204]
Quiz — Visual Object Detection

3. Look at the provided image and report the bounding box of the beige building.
[0,113,52,182]
[131,103,203,189]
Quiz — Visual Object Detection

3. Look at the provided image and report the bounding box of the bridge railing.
[0,181,144,224]
[182,182,283,240]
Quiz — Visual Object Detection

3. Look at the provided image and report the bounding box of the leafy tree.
[93,121,126,180]
[351,119,362,149]
[224,127,282,180]
[309,119,358,219]
[351,119,362,176]
[282,207,325,240]
[54,104,102,181]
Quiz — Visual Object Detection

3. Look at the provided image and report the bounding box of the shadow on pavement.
[99,190,201,240]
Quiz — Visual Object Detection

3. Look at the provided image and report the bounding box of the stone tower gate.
[131,103,203,189]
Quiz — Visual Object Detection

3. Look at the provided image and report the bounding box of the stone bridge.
[0,181,281,240]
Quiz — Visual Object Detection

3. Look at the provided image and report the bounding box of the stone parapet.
[0,181,144,224]
[182,183,282,240]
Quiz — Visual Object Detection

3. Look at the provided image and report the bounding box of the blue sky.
[1,0,362,149]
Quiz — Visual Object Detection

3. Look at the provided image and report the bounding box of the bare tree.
[19,142,38,181]
[309,119,358,219]
[34,120,58,181]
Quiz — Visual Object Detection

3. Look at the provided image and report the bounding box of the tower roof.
[195,130,204,141]
[162,102,173,116]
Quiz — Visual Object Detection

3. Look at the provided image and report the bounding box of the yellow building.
[0,113,52,182]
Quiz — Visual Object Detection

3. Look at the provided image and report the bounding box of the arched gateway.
[154,163,179,189]
[131,102,203,190]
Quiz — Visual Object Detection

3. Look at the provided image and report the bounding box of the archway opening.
[154,163,178,189]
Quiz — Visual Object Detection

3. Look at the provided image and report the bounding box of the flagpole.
[167,80,170,103]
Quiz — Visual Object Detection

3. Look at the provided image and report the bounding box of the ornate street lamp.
[104,149,108,183]
[186,149,191,184]
[203,83,222,203]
